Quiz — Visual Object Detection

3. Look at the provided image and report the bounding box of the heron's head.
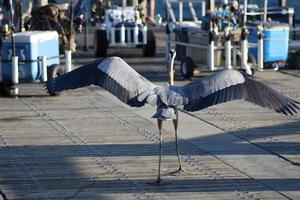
[168,49,176,62]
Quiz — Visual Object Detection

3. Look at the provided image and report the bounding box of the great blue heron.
[45,52,299,185]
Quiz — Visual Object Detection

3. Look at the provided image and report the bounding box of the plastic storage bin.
[248,22,289,63]
[1,31,59,81]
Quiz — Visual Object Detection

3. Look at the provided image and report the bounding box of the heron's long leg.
[169,112,189,175]
[156,119,163,184]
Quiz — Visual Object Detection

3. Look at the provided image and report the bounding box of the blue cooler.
[248,22,289,63]
[1,31,60,81]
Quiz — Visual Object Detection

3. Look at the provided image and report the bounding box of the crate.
[248,22,289,62]
[1,31,59,81]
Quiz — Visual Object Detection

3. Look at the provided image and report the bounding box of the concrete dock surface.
[0,32,300,199]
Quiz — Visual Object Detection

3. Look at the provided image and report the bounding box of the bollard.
[142,25,147,45]
[120,25,125,45]
[134,25,139,45]
[65,50,72,73]
[111,27,115,45]
[41,56,48,82]
[12,56,19,84]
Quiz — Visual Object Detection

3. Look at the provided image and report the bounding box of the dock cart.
[93,0,156,57]
[0,31,65,96]
[166,0,256,79]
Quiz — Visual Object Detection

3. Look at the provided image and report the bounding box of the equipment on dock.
[166,0,256,79]
[93,0,156,57]
[0,31,65,96]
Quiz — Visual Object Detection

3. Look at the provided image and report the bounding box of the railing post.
[120,24,125,45]
[41,56,48,82]
[11,56,19,96]
[65,50,72,73]
[208,28,215,71]
[142,25,147,45]
[225,29,232,69]
[241,26,252,75]
[111,27,115,45]
[257,25,264,70]
[12,56,19,85]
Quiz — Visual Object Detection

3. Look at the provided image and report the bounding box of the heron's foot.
[147,177,161,186]
[147,177,172,186]
[168,166,191,176]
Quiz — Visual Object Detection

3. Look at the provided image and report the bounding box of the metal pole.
[243,0,248,26]
[69,0,74,51]
[179,0,183,23]
[166,1,176,23]
[83,0,89,51]
[19,0,23,32]
[9,0,14,27]
[188,1,199,22]
[201,1,206,17]
[166,3,171,61]
[263,0,268,22]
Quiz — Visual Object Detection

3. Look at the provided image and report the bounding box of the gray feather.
[173,69,299,115]
[97,57,158,107]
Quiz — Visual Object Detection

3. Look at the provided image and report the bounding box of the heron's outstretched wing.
[175,70,299,115]
[45,57,158,107]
